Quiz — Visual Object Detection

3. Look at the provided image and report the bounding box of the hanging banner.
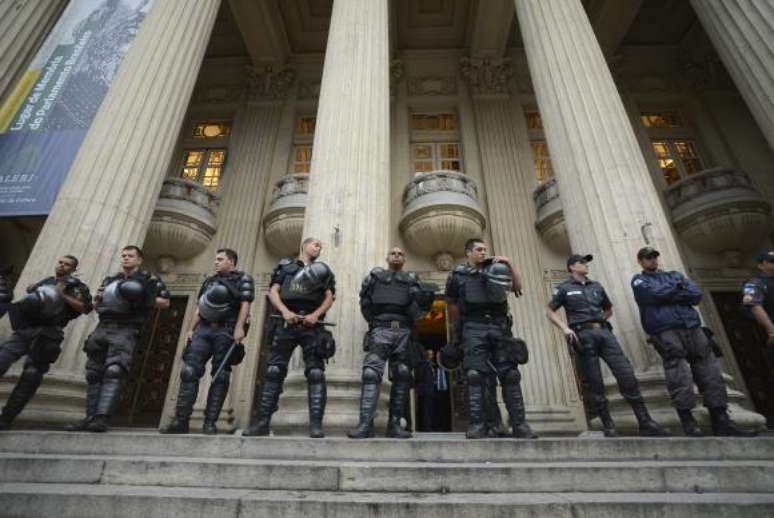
[0,0,154,216]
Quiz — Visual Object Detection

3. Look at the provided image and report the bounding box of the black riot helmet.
[302,262,332,291]
[17,284,65,319]
[198,282,232,322]
[483,260,512,302]
[118,279,145,302]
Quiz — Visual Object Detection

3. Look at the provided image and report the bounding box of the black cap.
[637,247,660,260]
[566,254,593,271]
[756,250,774,262]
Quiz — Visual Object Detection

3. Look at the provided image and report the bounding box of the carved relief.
[459,57,513,96]
[298,80,321,100]
[407,76,457,96]
[245,65,296,101]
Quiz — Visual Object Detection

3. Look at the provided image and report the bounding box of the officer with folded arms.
[0,255,92,429]
[161,248,253,435]
[68,245,170,433]
[547,253,668,437]
[445,238,536,439]
[244,237,335,438]
[632,246,756,437]
[348,247,434,439]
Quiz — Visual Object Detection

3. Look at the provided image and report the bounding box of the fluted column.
[273,0,391,434]
[0,0,66,106]
[514,0,764,429]
[180,68,292,432]
[461,58,586,434]
[3,0,222,425]
[691,0,774,150]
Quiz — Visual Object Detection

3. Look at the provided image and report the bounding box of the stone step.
[1,430,771,463]
[1,484,773,518]
[2,453,773,494]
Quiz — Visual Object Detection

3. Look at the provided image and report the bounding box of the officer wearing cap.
[632,247,755,437]
[348,247,435,439]
[244,237,336,438]
[161,248,254,435]
[547,254,668,437]
[445,238,537,439]
[0,256,92,429]
[742,250,774,374]
[68,245,170,433]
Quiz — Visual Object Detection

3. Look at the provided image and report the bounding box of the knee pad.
[306,368,324,384]
[390,363,412,384]
[501,368,521,386]
[362,367,381,384]
[104,363,126,381]
[265,365,286,383]
[21,364,44,383]
[180,364,200,383]
[466,369,483,386]
[85,368,103,385]
[212,369,230,386]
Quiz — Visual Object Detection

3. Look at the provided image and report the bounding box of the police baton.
[212,341,239,382]
[270,314,336,327]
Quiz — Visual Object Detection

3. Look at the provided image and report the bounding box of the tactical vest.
[369,270,413,320]
[456,267,507,318]
[97,273,153,321]
[279,262,325,313]
[198,271,254,322]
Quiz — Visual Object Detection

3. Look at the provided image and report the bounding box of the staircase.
[0,431,772,517]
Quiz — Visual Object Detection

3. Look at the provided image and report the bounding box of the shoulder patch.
[632,278,644,287]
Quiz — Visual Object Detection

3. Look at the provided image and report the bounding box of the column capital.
[244,64,296,102]
[459,57,513,98]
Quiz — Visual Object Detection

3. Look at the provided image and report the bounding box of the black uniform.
[163,270,254,434]
[245,259,336,438]
[0,276,92,428]
[80,270,169,429]
[742,272,774,367]
[549,278,646,432]
[446,263,535,439]
[348,268,432,438]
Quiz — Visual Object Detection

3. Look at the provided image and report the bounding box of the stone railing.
[666,167,771,259]
[263,174,309,257]
[145,178,220,270]
[399,170,486,266]
[532,177,569,254]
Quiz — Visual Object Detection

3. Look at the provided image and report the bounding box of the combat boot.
[484,377,507,438]
[0,365,44,431]
[677,408,704,437]
[598,404,618,438]
[66,382,102,431]
[630,400,670,436]
[243,379,282,437]
[159,380,198,435]
[348,378,380,439]
[465,376,487,439]
[307,376,327,439]
[709,407,757,437]
[202,381,229,435]
[501,371,538,439]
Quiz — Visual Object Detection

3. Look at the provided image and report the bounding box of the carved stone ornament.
[679,51,734,91]
[407,76,457,96]
[390,59,405,91]
[245,65,296,101]
[459,57,513,96]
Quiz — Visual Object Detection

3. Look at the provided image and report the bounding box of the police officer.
[244,237,335,438]
[632,246,756,437]
[68,245,170,433]
[161,249,253,435]
[741,250,774,372]
[445,238,537,439]
[547,254,668,437]
[348,247,434,439]
[0,256,92,429]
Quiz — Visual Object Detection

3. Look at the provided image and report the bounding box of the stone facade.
[0,0,772,434]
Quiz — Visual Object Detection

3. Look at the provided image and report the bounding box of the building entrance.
[114,296,187,427]
[414,299,466,432]
[712,291,774,427]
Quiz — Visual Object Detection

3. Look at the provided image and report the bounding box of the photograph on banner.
[0,0,154,217]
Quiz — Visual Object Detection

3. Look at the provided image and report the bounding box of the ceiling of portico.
[621,0,697,46]
[204,2,249,58]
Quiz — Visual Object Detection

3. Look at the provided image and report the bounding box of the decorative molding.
[244,65,296,101]
[297,80,321,100]
[390,59,405,92]
[407,76,457,96]
[679,51,735,91]
[459,57,512,96]
[191,84,243,105]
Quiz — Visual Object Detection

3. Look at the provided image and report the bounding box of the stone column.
[272,0,391,434]
[0,0,66,106]
[514,0,764,429]
[185,66,293,432]
[690,0,774,151]
[3,0,222,425]
[461,57,586,434]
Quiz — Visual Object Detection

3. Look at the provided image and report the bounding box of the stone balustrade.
[262,174,309,257]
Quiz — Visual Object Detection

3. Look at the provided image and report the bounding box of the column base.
[269,371,391,437]
[603,368,766,435]
[0,368,88,427]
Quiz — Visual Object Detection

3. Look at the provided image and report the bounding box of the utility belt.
[371,319,412,329]
[200,319,236,329]
[98,319,143,330]
[464,313,508,325]
[571,321,610,332]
